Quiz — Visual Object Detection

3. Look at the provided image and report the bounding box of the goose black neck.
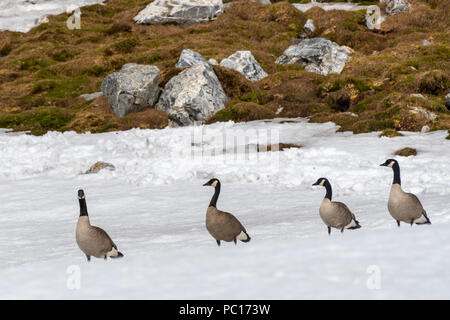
[209,182,221,208]
[392,163,401,185]
[79,199,88,217]
[324,181,332,200]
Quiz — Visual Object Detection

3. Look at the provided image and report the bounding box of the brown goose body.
[203,178,251,246]
[206,206,248,243]
[388,184,430,225]
[76,216,120,260]
[380,159,431,226]
[319,199,358,230]
[75,190,123,261]
[313,178,361,234]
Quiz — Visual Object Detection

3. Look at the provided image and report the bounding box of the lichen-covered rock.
[365,5,385,30]
[220,51,267,82]
[134,0,224,25]
[156,63,227,126]
[380,0,410,16]
[304,19,315,33]
[175,49,208,68]
[275,38,353,76]
[85,161,115,174]
[101,63,160,117]
[445,92,450,110]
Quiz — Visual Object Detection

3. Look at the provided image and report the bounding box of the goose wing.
[218,210,247,232]
[91,226,116,249]
[332,201,358,224]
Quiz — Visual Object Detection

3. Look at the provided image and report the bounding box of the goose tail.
[110,251,124,259]
[415,210,431,225]
[347,219,361,230]
[238,230,251,243]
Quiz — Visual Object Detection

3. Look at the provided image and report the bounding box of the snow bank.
[1,119,449,197]
[0,119,449,299]
[0,0,105,32]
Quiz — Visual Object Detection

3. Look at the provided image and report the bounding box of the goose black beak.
[380,163,387,167]
[312,182,319,186]
[203,182,209,186]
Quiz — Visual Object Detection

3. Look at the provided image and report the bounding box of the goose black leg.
[86,255,91,262]
[216,240,221,247]
[233,239,237,245]
[328,227,331,235]
[341,228,344,233]
[396,220,400,227]
[410,220,414,226]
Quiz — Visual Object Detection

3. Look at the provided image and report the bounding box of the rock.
[445,92,450,110]
[410,93,426,99]
[85,161,115,174]
[101,63,160,117]
[422,39,431,46]
[304,19,315,33]
[291,34,308,45]
[275,38,353,76]
[220,51,268,82]
[175,49,208,68]
[409,107,437,121]
[252,0,271,4]
[380,0,410,16]
[156,63,227,126]
[208,58,218,65]
[80,92,103,101]
[134,0,224,25]
[365,5,385,30]
[421,125,430,133]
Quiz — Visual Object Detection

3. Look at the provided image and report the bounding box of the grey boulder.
[275,38,353,76]
[156,63,227,126]
[176,49,209,68]
[220,50,268,82]
[134,0,224,25]
[445,92,450,110]
[304,19,315,33]
[101,63,160,117]
[365,5,385,30]
[380,0,410,16]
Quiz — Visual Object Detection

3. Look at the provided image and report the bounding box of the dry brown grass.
[0,0,449,134]
[394,147,418,157]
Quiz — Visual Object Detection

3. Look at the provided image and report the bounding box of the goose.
[76,190,124,261]
[380,159,431,226]
[312,178,361,235]
[203,178,251,246]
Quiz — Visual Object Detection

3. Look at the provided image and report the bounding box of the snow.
[293,2,370,13]
[0,119,449,299]
[0,0,105,33]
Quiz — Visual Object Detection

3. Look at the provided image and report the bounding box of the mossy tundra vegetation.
[0,0,448,135]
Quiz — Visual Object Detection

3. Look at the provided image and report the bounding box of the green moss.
[342,10,366,32]
[52,49,74,62]
[18,56,49,71]
[0,108,74,135]
[32,76,90,98]
[394,147,417,157]
[0,43,12,57]
[112,38,139,54]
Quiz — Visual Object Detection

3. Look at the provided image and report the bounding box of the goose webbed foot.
[216,240,221,247]
[396,220,400,227]
[327,227,331,235]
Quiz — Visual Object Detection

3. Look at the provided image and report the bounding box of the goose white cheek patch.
[211,181,218,187]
